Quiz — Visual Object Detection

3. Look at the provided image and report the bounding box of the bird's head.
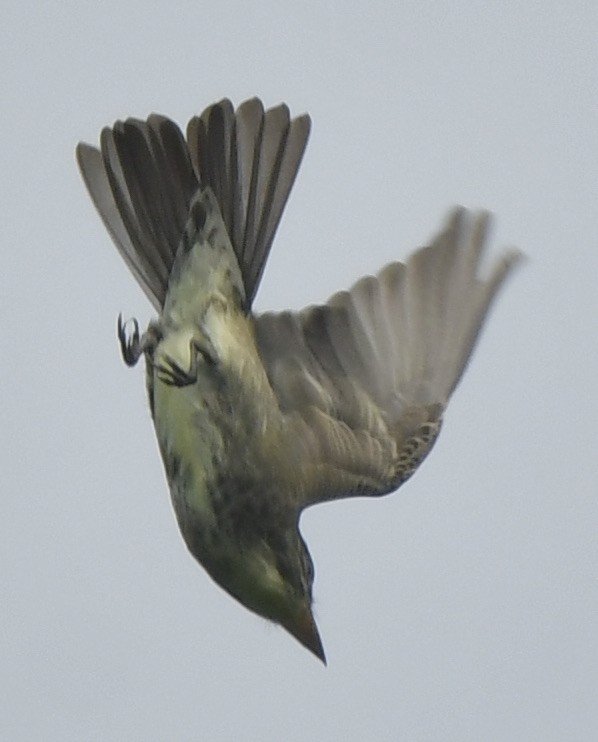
[192,526,326,663]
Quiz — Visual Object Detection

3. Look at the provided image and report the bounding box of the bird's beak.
[290,605,327,664]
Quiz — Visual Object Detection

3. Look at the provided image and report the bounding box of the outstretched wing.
[255,209,523,507]
[76,98,311,311]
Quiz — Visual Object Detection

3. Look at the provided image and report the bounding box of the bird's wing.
[254,209,523,507]
[76,99,311,311]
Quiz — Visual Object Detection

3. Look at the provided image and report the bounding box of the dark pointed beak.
[290,605,327,664]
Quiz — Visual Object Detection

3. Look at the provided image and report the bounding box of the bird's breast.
[151,307,281,538]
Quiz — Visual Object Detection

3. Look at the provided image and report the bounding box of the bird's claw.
[155,354,198,387]
[117,314,142,367]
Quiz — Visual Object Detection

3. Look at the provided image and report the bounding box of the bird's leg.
[155,329,217,388]
[117,315,162,367]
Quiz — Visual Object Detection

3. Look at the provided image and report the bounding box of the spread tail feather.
[77,99,311,311]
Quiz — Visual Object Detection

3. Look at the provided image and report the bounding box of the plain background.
[2,1,597,740]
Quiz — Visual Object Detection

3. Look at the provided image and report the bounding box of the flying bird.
[77,97,522,663]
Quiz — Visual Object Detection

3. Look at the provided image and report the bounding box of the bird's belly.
[150,310,284,542]
[152,371,221,531]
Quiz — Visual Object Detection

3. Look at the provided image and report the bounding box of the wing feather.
[255,210,523,506]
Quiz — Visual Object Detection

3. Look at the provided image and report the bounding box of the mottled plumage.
[77,97,522,662]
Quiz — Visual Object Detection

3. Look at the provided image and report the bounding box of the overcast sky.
[2,1,597,740]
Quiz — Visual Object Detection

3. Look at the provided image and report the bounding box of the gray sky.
[2,1,597,740]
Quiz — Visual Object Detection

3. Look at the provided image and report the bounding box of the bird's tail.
[76,98,311,312]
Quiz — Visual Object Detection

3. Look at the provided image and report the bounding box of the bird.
[76,97,522,663]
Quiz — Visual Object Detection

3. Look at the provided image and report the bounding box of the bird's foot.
[155,331,217,387]
[117,315,162,367]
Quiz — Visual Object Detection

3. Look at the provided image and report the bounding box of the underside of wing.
[76,99,311,311]
[255,209,523,507]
